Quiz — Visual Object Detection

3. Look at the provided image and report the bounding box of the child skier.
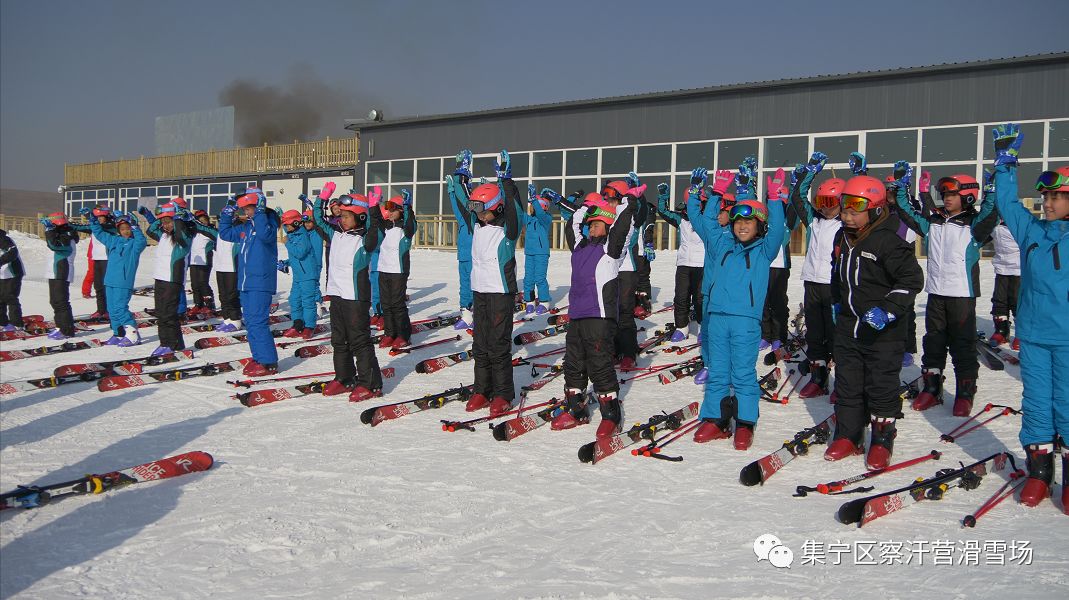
[551,193,636,438]
[761,158,801,356]
[86,210,147,346]
[988,183,1021,349]
[40,212,80,339]
[375,190,416,349]
[188,210,217,316]
[213,200,243,333]
[449,149,476,329]
[461,151,522,417]
[277,210,321,339]
[522,183,553,314]
[896,167,999,416]
[74,204,114,318]
[989,124,1069,511]
[219,189,281,376]
[0,228,26,332]
[823,174,924,469]
[688,167,787,450]
[634,207,656,319]
[655,184,706,342]
[606,174,648,369]
[313,189,385,402]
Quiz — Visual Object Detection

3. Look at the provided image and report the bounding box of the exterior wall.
[261,177,304,214]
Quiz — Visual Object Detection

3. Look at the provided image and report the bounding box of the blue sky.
[1,0,1065,191]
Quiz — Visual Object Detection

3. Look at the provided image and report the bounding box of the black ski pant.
[991,274,1020,319]
[673,265,703,330]
[190,264,215,309]
[93,259,108,314]
[330,298,382,390]
[379,272,411,343]
[216,271,241,321]
[803,281,835,362]
[921,294,979,379]
[832,333,905,444]
[473,291,515,401]
[614,271,640,360]
[0,277,23,327]
[48,279,75,336]
[905,305,918,354]
[564,317,618,394]
[635,255,652,297]
[761,267,790,344]
[154,279,185,350]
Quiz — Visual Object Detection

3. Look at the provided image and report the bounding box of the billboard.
[155,106,235,156]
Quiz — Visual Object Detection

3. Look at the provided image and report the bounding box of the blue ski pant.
[106,286,134,336]
[699,312,761,424]
[241,290,278,366]
[523,253,550,303]
[289,279,319,329]
[458,259,472,309]
[1019,339,1069,447]
[370,270,381,314]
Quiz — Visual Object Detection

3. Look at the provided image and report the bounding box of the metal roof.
[346,52,1069,131]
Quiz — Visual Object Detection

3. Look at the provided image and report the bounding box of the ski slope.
[1,231,1065,599]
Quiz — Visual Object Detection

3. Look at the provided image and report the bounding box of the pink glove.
[711,170,733,195]
[626,184,647,198]
[766,168,787,202]
[918,171,931,194]
[368,186,382,207]
[318,181,336,201]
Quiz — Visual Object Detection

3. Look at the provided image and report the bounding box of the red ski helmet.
[936,174,980,206]
[47,212,68,226]
[336,194,369,215]
[236,193,259,208]
[171,196,188,209]
[840,175,887,212]
[468,183,503,212]
[91,204,112,217]
[381,195,404,218]
[815,177,846,209]
[583,193,616,226]
[602,180,629,201]
[280,209,303,226]
[155,203,177,218]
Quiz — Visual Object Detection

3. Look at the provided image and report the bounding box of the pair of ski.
[576,402,701,464]
[96,358,253,391]
[293,315,461,358]
[416,342,567,375]
[232,368,397,407]
[0,350,198,395]
[976,333,1018,370]
[194,322,329,349]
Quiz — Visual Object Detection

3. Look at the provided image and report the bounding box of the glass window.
[141,187,155,196]
[509,152,529,178]
[84,191,97,200]
[601,147,634,174]
[208,198,227,216]
[533,152,562,177]
[210,183,227,194]
[866,130,918,164]
[676,142,715,172]
[672,175,694,208]
[566,149,597,176]
[194,184,208,195]
[637,145,671,173]
[417,158,440,182]
[70,191,82,200]
[717,139,758,170]
[367,162,389,184]
[391,160,414,182]
[813,135,860,162]
[533,178,564,198]
[642,173,671,204]
[191,198,210,213]
[569,178,597,198]
[472,156,497,179]
[1049,120,1069,158]
[983,122,1044,160]
[922,126,977,162]
[414,183,440,214]
[1013,162,1044,210]
[762,137,807,169]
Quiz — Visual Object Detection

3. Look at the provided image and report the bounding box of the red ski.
[97,358,252,391]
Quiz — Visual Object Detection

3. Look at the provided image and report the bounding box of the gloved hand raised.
[626,171,642,188]
[528,183,538,201]
[711,169,734,195]
[982,168,995,195]
[39,217,55,230]
[455,149,473,178]
[657,182,670,199]
[540,188,563,204]
[806,151,828,174]
[401,189,412,206]
[893,161,913,191]
[862,307,896,331]
[849,152,868,175]
[137,206,153,217]
[318,182,336,201]
[368,186,382,207]
[791,164,805,187]
[226,193,237,207]
[766,168,787,202]
[690,167,708,189]
[992,123,1023,166]
[221,204,237,219]
[918,170,931,194]
[495,150,511,179]
[79,206,92,216]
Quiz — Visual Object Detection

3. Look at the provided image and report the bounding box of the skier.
[760,152,803,357]
[277,210,321,339]
[522,182,553,314]
[884,169,927,367]
[0,228,26,332]
[895,165,999,416]
[988,123,1068,512]
[461,151,522,417]
[218,189,281,377]
[448,149,476,329]
[607,173,649,369]
[655,183,706,342]
[141,203,207,354]
[213,197,243,333]
[40,212,79,340]
[73,204,114,318]
[85,209,148,346]
[634,205,656,318]
[988,175,1021,349]
[692,189,738,385]
[312,189,385,402]
[823,174,923,469]
[375,190,416,349]
[188,210,217,316]
[551,192,636,438]
[688,167,787,450]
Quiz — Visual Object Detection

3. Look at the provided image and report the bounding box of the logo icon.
[754,534,794,569]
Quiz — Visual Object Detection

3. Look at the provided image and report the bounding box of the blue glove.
[137,206,153,218]
[495,150,511,179]
[806,151,828,174]
[226,194,237,207]
[221,204,237,219]
[40,217,55,230]
[643,242,656,262]
[178,209,194,222]
[982,168,995,195]
[849,152,868,175]
[79,207,92,216]
[893,161,913,190]
[401,189,412,206]
[540,188,563,204]
[276,260,289,273]
[256,193,267,212]
[527,183,538,201]
[791,164,804,187]
[113,210,125,219]
[657,182,670,199]
[741,155,758,173]
[626,171,642,188]
[992,123,1023,166]
[455,149,473,178]
[831,303,839,325]
[862,307,896,331]
[690,167,708,188]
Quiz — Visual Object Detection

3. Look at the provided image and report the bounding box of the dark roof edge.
[346,52,1069,131]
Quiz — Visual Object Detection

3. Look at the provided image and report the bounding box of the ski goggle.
[382,200,401,212]
[840,194,872,212]
[584,206,616,223]
[1035,170,1069,191]
[601,186,623,201]
[728,203,767,222]
[467,200,488,213]
[814,195,839,210]
[936,177,980,196]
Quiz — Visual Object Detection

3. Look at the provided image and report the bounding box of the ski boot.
[464,393,490,412]
[798,361,829,398]
[116,330,142,347]
[866,417,897,469]
[953,377,977,417]
[455,307,472,330]
[525,302,536,316]
[551,388,589,430]
[282,320,305,338]
[693,367,708,385]
[618,355,636,370]
[693,396,736,443]
[390,337,409,351]
[349,386,383,403]
[322,379,354,397]
[300,328,315,339]
[150,345,174,357]
[989,316,1011,346]
[104,335,124,345]
[733,421,755,451]
[47,329,69,341]
[902,353,914,368]
[910,368,944,411]
[758,339,771,351]
[595,392,622,439]
[489,396,512,417]
[370,313,384,329]
[1019,443,1054,508]
[824,437,863,461]
[377,336,395,349]
[243,361,278,377]
[669,328,687,343]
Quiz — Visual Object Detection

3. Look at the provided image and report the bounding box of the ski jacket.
[218,207,280,294]
[44,225,79,282]
[282,226,322,283]
[447,176,474,262]
[523,198,553,256]
[565,199,637,320]
[88,218,147,289]
[793,173,843,284]
[146,218,204,283]
[468,179,521,295]
[189,225,217,267]
[0,230,25,280]
[656,194,705,267]
[213,238,239,273]
[619,196,648,273]
[990,222,1021,276]
[376,205,416,274]
[313,201,382,302]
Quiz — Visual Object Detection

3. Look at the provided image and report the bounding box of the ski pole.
[780,370,805,404]
[962,469,1027,527]
[277,335,331,349]
[227,371,336,389]
[511,345,566,367]
[941,405,1021,443]
[389,335,462,356]
[634,417,703,460]
[769,369,795,403]
[794,450,942,497]
[619,362,681,384]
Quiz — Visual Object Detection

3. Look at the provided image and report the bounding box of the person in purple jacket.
[550,191,637,440]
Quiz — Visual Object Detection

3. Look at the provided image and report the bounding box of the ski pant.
[700,313,761,424]
[564,317,618,394]
[991,274,1020,319]
[379,272,411,343]
[330,298,382,390]
[190,264,215,309]
[635,255,652,297]
[154,279,185,350]
[178,285,187,316]
[523,253,550,304]
[370,269,380,314]
[48,279,75,336]
[905,305,918,354]
[673,265,703,330]
[289,279,319,330]
[241,290,278,366]
[0,277,22,327]
[92,260,107,313]
[761,267,789,344]
[106,286,134,337]
[216,271,241,322]
[700,295,711,367]
[458,259,472,309]
[921,294,978,379]
[614,271,639,360]
[803,281,835,362]
[1018,339,1069,447]
[81,259,94,298]
[832,333,905,444]
[472,291,515,401]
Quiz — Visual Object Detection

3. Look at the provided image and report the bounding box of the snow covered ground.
[0,231,1065,599]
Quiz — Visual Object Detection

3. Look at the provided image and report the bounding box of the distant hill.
[0,188,64,218]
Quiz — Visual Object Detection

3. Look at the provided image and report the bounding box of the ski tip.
[836,500,865,526]
[577,442,595,463]
[359,408,377,425]
[739,463,763,487]
[491,422,509,442]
